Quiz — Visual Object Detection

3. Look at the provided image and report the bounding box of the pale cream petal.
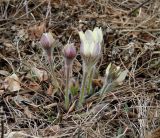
[47,32,55,45]
[79,31,92,56]
[89,41,96,55]
[92,43,101,57]
[116,66,120,74]
[80,39,90,56]
[79,31,86,43]
[116,70,128,84]
[93,27,99,43]
[85,30,94,46]
[93,27,103,43]
[98,27,103,43]
[106,63,112,77]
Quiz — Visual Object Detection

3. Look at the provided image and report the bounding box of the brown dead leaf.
[4,73,21,92]
[92,78,103,88]
[24,107,35,119]
[0,90,4,95]
[44,125,60,136]
[28,22,46,40]
[31,67,48,82]
[90,103,108,114]
[145,128,160,138]
[86,102,93,110]
[43,103,57,109]
[17,29,28,40]
[47,84,59,97]
[5,131,28,138]
[0,70,10,76]
[28,81,41,91]
[67,100,76,113]
[47,83,53,96]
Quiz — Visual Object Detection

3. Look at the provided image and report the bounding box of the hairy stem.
[65,64,71,110]
[49,59,59,88]
[87,66,94,94]
[100,83,112,96]
[79,70,88,107]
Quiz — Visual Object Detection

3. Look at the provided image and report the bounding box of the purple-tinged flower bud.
[63,43,76,109]
[63,43,76,61]
[40,32,55,61]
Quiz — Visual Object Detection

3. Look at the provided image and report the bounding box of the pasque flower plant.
[40,32,59,89]
[40,32,55,62]
[39,27,127,110]
[63,43,77,109]
[100,63,128,96]
[78,27,103,106]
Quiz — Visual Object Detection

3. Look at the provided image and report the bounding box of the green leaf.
[70,86,79,96]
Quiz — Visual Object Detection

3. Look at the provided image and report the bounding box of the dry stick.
[128,0,151,16]
[0,119,4,138]
[120,28,160,33]
[2,0,10,19]
[0,107,4,138]
[0,1,45,27]
[0,53,15,73]
[24,0,29,18]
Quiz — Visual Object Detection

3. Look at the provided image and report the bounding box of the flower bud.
[63,43,76,63]
[105,63,127,84]
[40,32,55,61]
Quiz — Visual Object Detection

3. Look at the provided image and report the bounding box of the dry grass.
[0,0,160,137]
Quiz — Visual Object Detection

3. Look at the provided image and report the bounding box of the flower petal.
[79,31,90,56]
[116,70,128,84]
[93,27,103,43]
[85,30,94,46]
[98,27,103,43]
[93,27,99,43]
[106,63,112,78]
[80,41,90,56]
[92,43,101,57]
[47,32,55,46]
[63,43,76,60]
[79,31,86,43]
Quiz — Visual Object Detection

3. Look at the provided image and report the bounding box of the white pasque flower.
[105,63,128,85]
[79,27,103,65]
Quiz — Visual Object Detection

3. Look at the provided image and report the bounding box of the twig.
[0,53,15,73]
[0,107,4,138]
[24,0,29,18]
[2,0,10,19]
[0,1,45,27]
[128,0,151,16]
